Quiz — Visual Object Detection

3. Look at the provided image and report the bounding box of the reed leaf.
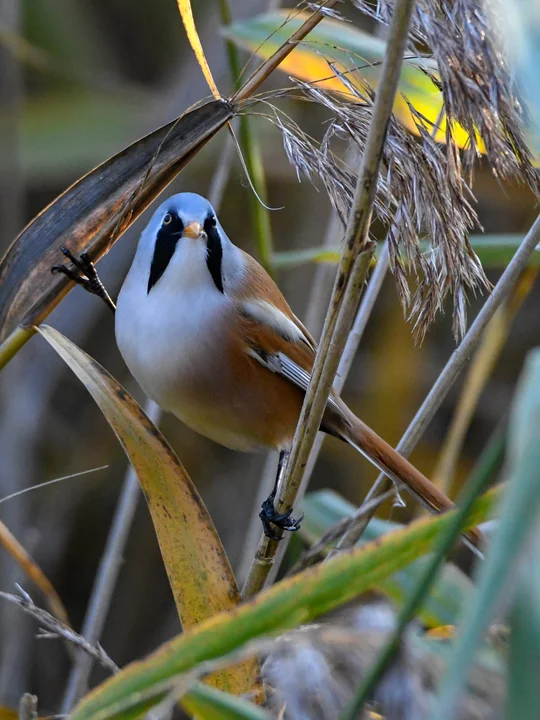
[176,0,221,100]
[435,348,540,718]
[0,99,232,344]
[272,235,539,269]
[180,685,272,720]
[38,325,259,698]
[299,490,473,629]
[71,485,498,720]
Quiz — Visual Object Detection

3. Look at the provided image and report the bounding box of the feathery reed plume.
[263,601,505,719]
[246,0,538,339]
[350,0,538,187]
[253,76,489,339]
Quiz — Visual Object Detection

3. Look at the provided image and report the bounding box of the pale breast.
[117,275,229,398]
[115,248,306,452]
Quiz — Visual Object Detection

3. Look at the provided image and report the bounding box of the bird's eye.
[208,216,217,227]
[163,212,173,225]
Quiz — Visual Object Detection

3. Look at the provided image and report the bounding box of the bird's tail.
[331,401,484,551]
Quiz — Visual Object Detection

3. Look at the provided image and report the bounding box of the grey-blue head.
[139,193,231,294]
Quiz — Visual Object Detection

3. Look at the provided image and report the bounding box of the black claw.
[259,511,282,541]
[51,263,89,288]
[60,245,85,269]
[51,248,116,313]
[259,495,303,539]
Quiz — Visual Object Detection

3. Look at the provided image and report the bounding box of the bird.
[52,192,481,546]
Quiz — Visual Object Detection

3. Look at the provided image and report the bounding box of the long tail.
[332,403,484,551]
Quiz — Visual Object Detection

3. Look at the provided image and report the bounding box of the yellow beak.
[182,221,204,239]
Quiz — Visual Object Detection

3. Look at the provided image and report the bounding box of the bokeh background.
[0,0,538,713]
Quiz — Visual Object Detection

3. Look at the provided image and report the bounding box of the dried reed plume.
[248,0,538,340]
[263,600,505,719]
[351,0,538,186]
[255,79,488,340]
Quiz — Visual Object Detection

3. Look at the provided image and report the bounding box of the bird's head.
[139,192,231,295]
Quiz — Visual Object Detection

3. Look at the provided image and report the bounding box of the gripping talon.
[259,511,282,541]
[60,245,87,271]
[51,248,116,313]
[260,495,303,539]
[51,263,90,289]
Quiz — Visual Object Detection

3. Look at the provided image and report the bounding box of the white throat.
[114,229,245,413]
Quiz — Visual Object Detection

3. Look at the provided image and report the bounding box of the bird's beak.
[182,221,204,240]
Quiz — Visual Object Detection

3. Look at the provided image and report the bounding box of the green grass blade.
[71,487,499,720]
[219,0,274,273]
[272,235,538,270]
[508,552,540,719]
[341,419,505,718]
[300,490,472,629]
[181,684,272,720]
[435,348,540,719]
[501,0,540,143]
[300,489,399,543]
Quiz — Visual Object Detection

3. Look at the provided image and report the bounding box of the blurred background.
[0,0,538,713]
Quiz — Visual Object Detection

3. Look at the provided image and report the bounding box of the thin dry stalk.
[242,0,418,599]
[337,212,540,551]
[59,429,146,711]
[238,172,346,585]
[433,268,537,494]
[232,0,340,104]
[18,694,37,720]
[284,116,442,558]
[265,240,390,586]
[289,487,397,573]
[0,518,70,626]
[0,586,118,674]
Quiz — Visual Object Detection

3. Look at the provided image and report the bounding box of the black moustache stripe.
[148,213,183,293]
[205,220,224,293]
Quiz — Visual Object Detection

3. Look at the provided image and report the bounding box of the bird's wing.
[232,254,484,551]
[230,253,343,413]
[235,251,317,351]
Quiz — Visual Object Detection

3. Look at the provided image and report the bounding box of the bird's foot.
[52,247,116,312]
[259,495,303,540]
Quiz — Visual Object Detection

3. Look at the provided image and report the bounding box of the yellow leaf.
[0,707,18,720]
[223,10,483,151]
[426,625,455,640]
[38,325,259,698]
[177,0,220,100]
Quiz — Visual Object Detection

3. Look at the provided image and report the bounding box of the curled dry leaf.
[0,99,233,342]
